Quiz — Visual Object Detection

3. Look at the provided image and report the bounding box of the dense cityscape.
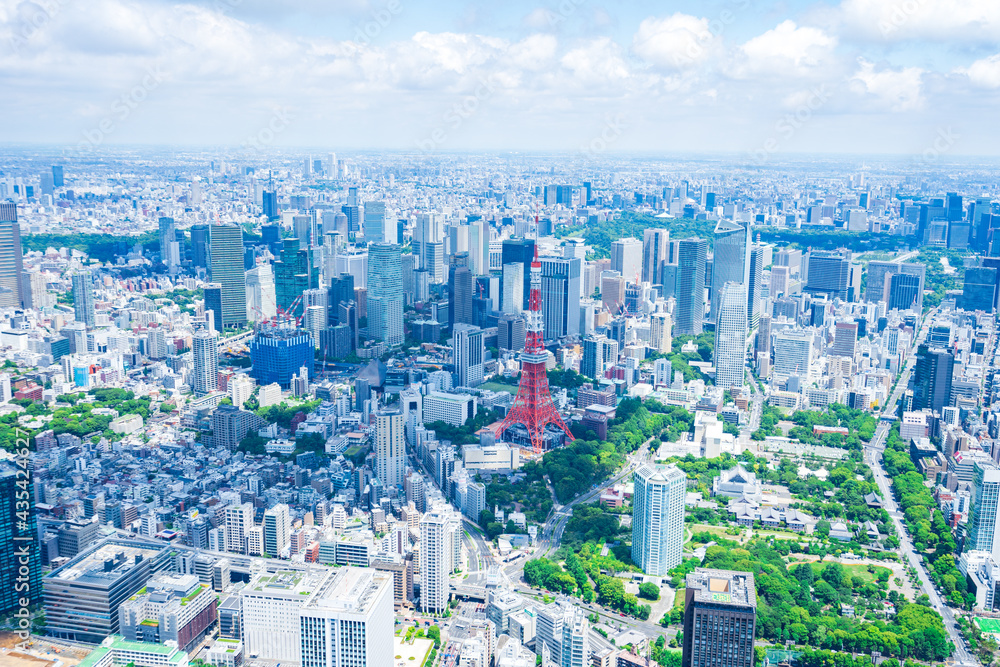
[0,146,995,667]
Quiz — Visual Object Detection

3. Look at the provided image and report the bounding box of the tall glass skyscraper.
[969,462,1000,561]
[209,224,247,328]
[368,243,403,346]
[675,238,707,336]
[714,282,748,390]
[0,203,23,309]
[0,461,40,617]
[72,270,96,328]
[631,464,686,576]
[711,221,749,323]
[275,238,315,317]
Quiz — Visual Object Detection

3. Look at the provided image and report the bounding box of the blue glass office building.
[250,328,314,388]
[0,462,40,615]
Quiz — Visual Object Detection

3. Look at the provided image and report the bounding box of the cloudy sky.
[2,0,1000,156]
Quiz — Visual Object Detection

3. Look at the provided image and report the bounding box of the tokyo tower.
[495,246,573,454]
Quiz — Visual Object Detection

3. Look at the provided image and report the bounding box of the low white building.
[423,391,477,427]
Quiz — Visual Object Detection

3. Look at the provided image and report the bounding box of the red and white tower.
[495,246,573,454]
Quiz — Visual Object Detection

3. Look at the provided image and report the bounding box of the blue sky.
[2,0,1000,156]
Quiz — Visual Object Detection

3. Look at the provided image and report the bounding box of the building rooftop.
[686,568,757,609]
[46,540,168,586]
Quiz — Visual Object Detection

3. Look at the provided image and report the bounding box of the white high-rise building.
[147,327,167,359]
[420,510,454,615]
[653,358,672,387]
[229,374,255,409]
[631,464,685,576]
[773,329,814,381]
[968,463,1000,563]
[560,608,590,667]
[304,305,325,349]
[299,568,394,667]
[225,503,254,555]
[714,282,748,390]
[650,312,672,353]
[263,503,291,558]
[241,566,392,666]
[610,237,642,283]
[248,525,264,556]
[452,323,485,388]
[192,328,219,396]
[246,264,276,321]
[502,263,524,314]
[375,410,405,489]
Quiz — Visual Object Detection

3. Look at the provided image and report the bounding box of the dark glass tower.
[0,462,41,617]
[675,238,707,336]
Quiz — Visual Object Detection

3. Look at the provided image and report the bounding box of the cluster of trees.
[881,424,971,606]
[22,232,151,262]
[650,637,682,667]
[555,213,716,259]
[755,228,909,253]
[255,400,322,429]
[478,509,527,540]
[523,557,578,595]
[560,503,626,548]
[701,541,953,661]
[538,439,620,503]
[784,405,877,449]
[484,465,553,524]
[797,649,927,667]
[916,247,967,309]
[547,367,588,389]
[426,408,500,445]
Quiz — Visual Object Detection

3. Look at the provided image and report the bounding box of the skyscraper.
[631,464,686,575]
[52,165,64,187]
[192,328,219,396]
[642,228,669,284]
[72,270,96,328]
[969,463,1000,563]
[682,569,757,667]
[225,503,254,554]
[364,201,395,244]
[773,330,813,381]
[831,321,858,359]
[452,323,485,388]
[209,224,248,328]
[0,203,23,308]
[502,263,524,314]
[539,256,581,340]
[328,273,356,325]
[747,245,764,328]
[368,243,404,346]
[250,328,313,388]
[805,251,850,301]
[675,238,707,336]
[275,238,315,317]
[913,344,954,414]
[375,410,405,488]
[420,510,456,615]
[710,221,749,322]
[203,283,222,331]
[448,254,474,329]
[158,216,175,265]
[501,238,536,311]
[0,461,40,617]
[610,237,643,282]
[262,504,291,557]
[714,282,748,390]
[190,224,210,268]
[962,266,998,313]
[887,272,921,311]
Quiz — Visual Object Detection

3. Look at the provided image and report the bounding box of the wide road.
[864,306,977,666]
[865,444,977,666]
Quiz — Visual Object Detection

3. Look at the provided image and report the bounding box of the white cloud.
[631,13,720,71]
[560,37,631,88]
[850,58,924,110]
[733,20,838,79]
[958,53,1000,88]
[836,0,1000,42]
